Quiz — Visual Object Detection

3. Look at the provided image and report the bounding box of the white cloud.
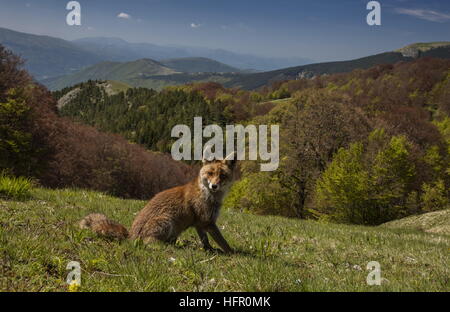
[117,12,131,19]
[394,8,450,22]
[190,23,202,28]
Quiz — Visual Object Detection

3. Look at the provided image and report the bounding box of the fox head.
[200,152,237,193]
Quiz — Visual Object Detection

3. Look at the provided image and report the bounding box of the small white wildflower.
[405,256,416,263]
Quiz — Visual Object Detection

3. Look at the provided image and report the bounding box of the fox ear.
[223,152,237,169]
[202,146,214,164]
[202,157,213,165]
[202,155,212,165]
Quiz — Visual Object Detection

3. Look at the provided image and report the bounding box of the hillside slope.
[224,52,412,90]
[382,209,450,235]
[56,80,131,109]
[1,188,448,291]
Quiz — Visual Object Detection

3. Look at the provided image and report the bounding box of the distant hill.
[72,37,313,71]
[160,57,242,73]
[223,44,450,90]
[0,27,102,80]
[72,37,182,62]
[44,59,179,90]
[224,52,412,90]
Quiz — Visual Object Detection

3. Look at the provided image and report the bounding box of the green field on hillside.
[1,188,448,292]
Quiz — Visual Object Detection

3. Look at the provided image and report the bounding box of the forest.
[225,59,450,224]
[0,46,194,200]
[2,44,450,225]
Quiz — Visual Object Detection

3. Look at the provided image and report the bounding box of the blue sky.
[0,0,449,62]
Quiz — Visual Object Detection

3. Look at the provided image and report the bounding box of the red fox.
[79,153,237,253]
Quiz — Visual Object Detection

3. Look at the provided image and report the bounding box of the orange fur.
[79,154,237,253]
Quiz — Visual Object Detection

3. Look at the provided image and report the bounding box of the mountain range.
[1,26,450,91]
[225,43,450,89]
[42,58,240,91]
[0,27,312,80]
[72,36,312,71]
[0,27,102,79]
[44,42,450,91]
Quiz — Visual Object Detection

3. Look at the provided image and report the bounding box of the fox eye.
[207,171,213,176]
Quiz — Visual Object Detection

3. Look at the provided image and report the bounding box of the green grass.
[0,188,448,292]
[0,173,33,200]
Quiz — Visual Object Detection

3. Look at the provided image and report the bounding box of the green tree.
[225,89,371,218]
[223,172,296,216]
[314,130,416,225]
[0,89,34,175]
[421,180,449,212]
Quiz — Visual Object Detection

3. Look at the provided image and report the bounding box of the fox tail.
[79,213,129,240]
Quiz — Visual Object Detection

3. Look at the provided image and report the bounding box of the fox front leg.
[206,224,234,254]
[196,227,214,251]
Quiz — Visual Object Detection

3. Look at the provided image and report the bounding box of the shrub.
[223,172,296,217]
[37,117,195,199]
[0,89,35,176]
[0,171,33,200]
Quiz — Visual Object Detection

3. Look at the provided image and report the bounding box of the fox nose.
[211,184,218,190]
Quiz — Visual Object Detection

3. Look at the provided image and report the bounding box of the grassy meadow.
[0,187,448,292]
